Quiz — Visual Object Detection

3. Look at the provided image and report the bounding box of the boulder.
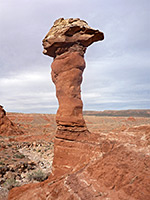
[42,18,104,57]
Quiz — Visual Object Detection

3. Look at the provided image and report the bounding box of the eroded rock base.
[8,130,150,200]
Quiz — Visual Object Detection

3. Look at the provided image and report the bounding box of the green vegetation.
[0,161,5,165]
[2,178,19,190]
[13,153,25,159]
[28,169,48,182]
[12,159,17,162]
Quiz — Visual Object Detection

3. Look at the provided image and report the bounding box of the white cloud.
[0,0,150,113]
[0,69,57,113]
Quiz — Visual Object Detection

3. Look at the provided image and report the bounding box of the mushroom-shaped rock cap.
[42,18,104,57]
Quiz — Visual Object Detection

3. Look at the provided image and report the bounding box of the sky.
[0,0,150,113]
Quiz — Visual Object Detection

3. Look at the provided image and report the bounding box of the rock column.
[51,50,86,129]
[42,18,104,137]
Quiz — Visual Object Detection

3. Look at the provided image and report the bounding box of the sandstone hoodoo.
[42,18,104,137]
[8,19,150,200]
[42,17,104,178]
[0,105,23,136]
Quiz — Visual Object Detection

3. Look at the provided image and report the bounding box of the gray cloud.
[0,0,150,113]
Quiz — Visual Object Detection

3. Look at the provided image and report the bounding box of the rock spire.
[42,18,104,136]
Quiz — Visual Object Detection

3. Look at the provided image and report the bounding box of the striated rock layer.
[42,18,104,133]
[43,18,104,134]
[0,105,23,136]
[8,134,150,200]
[51,51,86,130]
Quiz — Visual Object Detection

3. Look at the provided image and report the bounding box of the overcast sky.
[0,0,150,113]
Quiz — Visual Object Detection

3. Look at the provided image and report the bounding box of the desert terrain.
[0,110,150,199]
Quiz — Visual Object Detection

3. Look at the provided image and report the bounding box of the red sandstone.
[43,18,104,133]
[0,105,23,136]
[8,18,150,200]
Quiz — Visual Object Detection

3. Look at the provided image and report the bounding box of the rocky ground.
[0,140,53,187]
[0,113,150,199]
[0,113,56,200]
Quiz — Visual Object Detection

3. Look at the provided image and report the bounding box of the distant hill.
[83,109,150,117]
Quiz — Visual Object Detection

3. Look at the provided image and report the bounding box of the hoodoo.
[42,18,104,139]
[8,18,150,200]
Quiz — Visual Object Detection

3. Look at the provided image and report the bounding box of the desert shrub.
[0,187,9,200]
[0,161,5,166]
[14,153,25,159]
[2,178,19,190]
[28,169,48,182]
[12,159,17,162]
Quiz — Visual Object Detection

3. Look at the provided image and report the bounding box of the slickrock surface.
[8,133,150,200]
[0,106,23,136]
